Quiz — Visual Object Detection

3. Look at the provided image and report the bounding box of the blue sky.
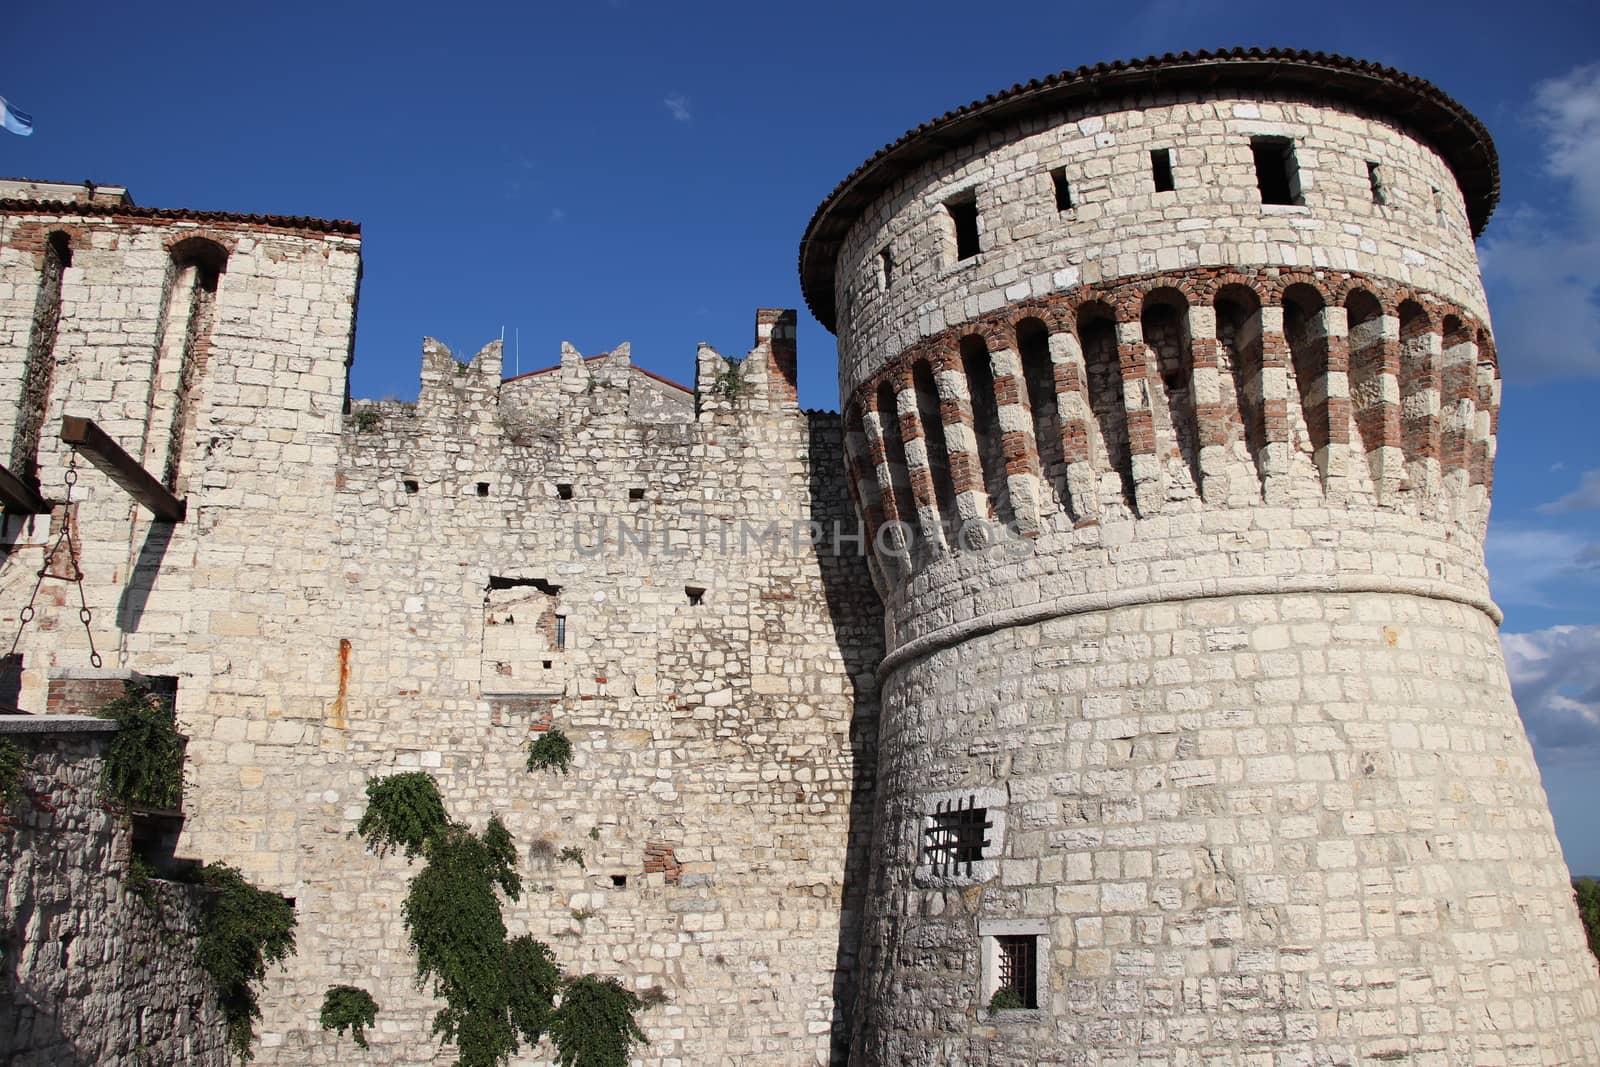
[6,0,1600,864]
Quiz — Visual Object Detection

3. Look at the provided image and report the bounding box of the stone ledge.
[0,713,119,735]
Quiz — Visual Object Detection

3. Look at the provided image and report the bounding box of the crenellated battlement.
[345,309,809,476]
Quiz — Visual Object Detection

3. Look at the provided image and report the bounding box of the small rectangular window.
[922,797,991,877]
[403,478,419,494]
[628,487,645,501]
[611,874,627,888]
[877,247,894,292]
[996,935,1038,1009]
[1432,185,1445,225]
[554,615,567,650]
[1150,149,1175,193]
[556,482,573,500]
[1251,137,1301,205]
[946,193,980,261]
[1366,161,1386,205]
[1051,167,1073,211]
[685,585,706,606]
[476,481,490,497]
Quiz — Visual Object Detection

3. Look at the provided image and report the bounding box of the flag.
[1,98,34,137]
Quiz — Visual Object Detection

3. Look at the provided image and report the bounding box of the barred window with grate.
[996,935,1037,1009]
[922,796,991,876]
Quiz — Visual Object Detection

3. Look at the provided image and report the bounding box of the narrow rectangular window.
[628,487,645,501]
[554,615,567,650]
[1251,137,1301,205]
[1432,185,1445,225]
[946,194,980,261]
[877,247,894,292]
[1150,149,1175,193]
[996,936,1038,1009]
[476,481,490,497]
[685,585,706,606]
[556,482,573,500]
[1366,161,1386,205]
[1051,167,1073,211]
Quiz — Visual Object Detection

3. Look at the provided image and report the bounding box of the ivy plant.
[987,987,1025,1012]
[710,357,744,398]
[357,771,448,859]
[195,862,297,1062]
[320,985,380,1049]
[97,683,185,810]
[355,771,647,1067]
[547,976,645,1067]
[526,728,573,775]
[0,737,25,809]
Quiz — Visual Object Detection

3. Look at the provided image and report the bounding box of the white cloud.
[1478,63,1600,382]
[663,94,692,123]
[1539,468,1600,514]
[1486,522,1600,607]
[1503,625,1600,763]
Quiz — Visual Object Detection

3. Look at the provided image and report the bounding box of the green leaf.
[357,772,449,860]
[320,985,379,1049]
[548,976,647,1067]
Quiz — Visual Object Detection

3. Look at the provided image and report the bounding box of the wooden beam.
[0,461,49,514]
[59,416,187,523]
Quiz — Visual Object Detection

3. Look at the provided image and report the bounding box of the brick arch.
[1397,299,1440,487]
[1272,272,1332,307]
[165,232,235,270]
[974,319,1011,353]
[1209,272,1270,305]
[1139,286,1201,494]
[1074,299,1136,510]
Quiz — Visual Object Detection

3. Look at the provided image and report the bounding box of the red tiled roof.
[0,197,360,236]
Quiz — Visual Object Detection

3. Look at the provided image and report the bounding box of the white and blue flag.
[1,98,34,137]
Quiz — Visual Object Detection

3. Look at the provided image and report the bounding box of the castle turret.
[800,48,1600,1064]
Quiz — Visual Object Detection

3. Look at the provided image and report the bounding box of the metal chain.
[8,451,101,667]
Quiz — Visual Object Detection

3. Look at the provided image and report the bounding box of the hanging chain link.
[8,451,102,668]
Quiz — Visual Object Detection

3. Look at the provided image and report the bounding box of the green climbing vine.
[546,976,644,1067]
[356,771,448,859]
[356,771,648,1067]
[526,727,573,774]
[320,985,380,1049]
[194,862,297,1062]
[0,737,25,809]
[97,683,185,810]
[709,356,744,398]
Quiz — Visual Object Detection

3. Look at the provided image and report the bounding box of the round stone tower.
[800,49,1600,1065]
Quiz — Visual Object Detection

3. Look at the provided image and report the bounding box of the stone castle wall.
[0,198,879,1063]
[856,592,1599,1065]
[1,714,227,1067]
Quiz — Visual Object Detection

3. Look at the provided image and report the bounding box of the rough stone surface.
[0,720,226,1066]
[0,198,878,1065]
